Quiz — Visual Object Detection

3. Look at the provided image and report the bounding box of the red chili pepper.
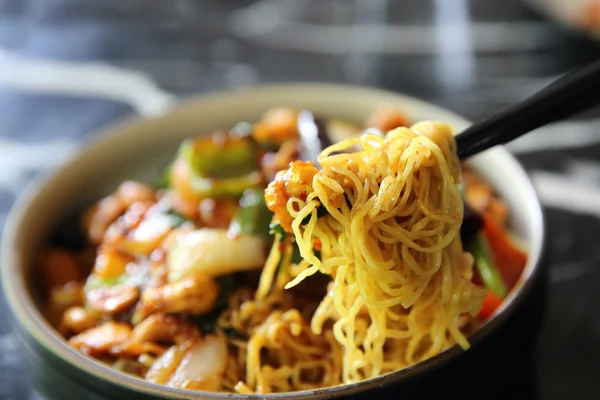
[478,290,503,319]
[314,239,322,251]
[481,213,528,291]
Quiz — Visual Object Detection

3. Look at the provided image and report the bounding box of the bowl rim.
[0,82,545,399]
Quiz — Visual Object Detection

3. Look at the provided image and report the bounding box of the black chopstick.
[456,58,600,160]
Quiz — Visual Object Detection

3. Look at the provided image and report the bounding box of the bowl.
[1,84,546,400]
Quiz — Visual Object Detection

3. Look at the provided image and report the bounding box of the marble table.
[1,0,600,399]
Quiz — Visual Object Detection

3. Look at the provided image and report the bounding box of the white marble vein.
[0,138,79,195]
[564,159,600,182]
[229,0,554,54]
[531,170,600,218]
[507,119,600,154]
[0,48,177,118]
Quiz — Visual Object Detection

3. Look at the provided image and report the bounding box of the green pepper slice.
[469,232,507,298]
[229,188,273,237]
[176,134,261,197]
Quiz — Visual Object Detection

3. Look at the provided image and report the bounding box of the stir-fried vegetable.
[252,107,299,145]
[482,213,527,290]
[179,133,257,178]
[269,221,285,236]
[478,290,503,319]
[182,167,261,199]
[156,162,173,189]
[228,188,273,237]
[469,232,507,298]
[172,133,261,198]
[167,228,267,282]
[145,334,228,391]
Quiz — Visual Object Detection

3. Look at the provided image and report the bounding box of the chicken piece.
[253,107,299,144]
[104,202,174,258]
[44,281,85,328]
[83,197,126,246]
[86,285,140,314]
[146,335,228,391]
[114,342,168,358]
[133,274,219,324]
[366,104,410,133]
[130,313,200,343]
[102,201,151,243]
[117,181,156,206]
[83,181,156,245]
[91,246,135,279]
[59,306,102,337]
[112,314,200,357]
[260,139,301,183]
[69,321,132,357]
[264,160,319,233]
[198,197,240,229]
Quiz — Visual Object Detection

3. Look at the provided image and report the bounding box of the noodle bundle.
[261,121,486,385]
[218,288,343,393]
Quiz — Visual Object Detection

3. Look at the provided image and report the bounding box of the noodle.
[218,287,343,393]
[257,121,486,386]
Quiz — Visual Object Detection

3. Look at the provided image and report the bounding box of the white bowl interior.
[1,83,544,399]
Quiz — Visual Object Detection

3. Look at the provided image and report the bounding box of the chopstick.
[456,58,600,160]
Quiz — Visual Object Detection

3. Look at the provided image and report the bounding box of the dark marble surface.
[1,0,600,399]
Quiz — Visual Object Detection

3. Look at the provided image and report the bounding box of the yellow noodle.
[218,121,486,393]
[284,122,485,384]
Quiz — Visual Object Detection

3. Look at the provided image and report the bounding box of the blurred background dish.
[1,0,600,399]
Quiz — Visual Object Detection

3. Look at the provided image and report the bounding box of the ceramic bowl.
[1,84,546,400]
